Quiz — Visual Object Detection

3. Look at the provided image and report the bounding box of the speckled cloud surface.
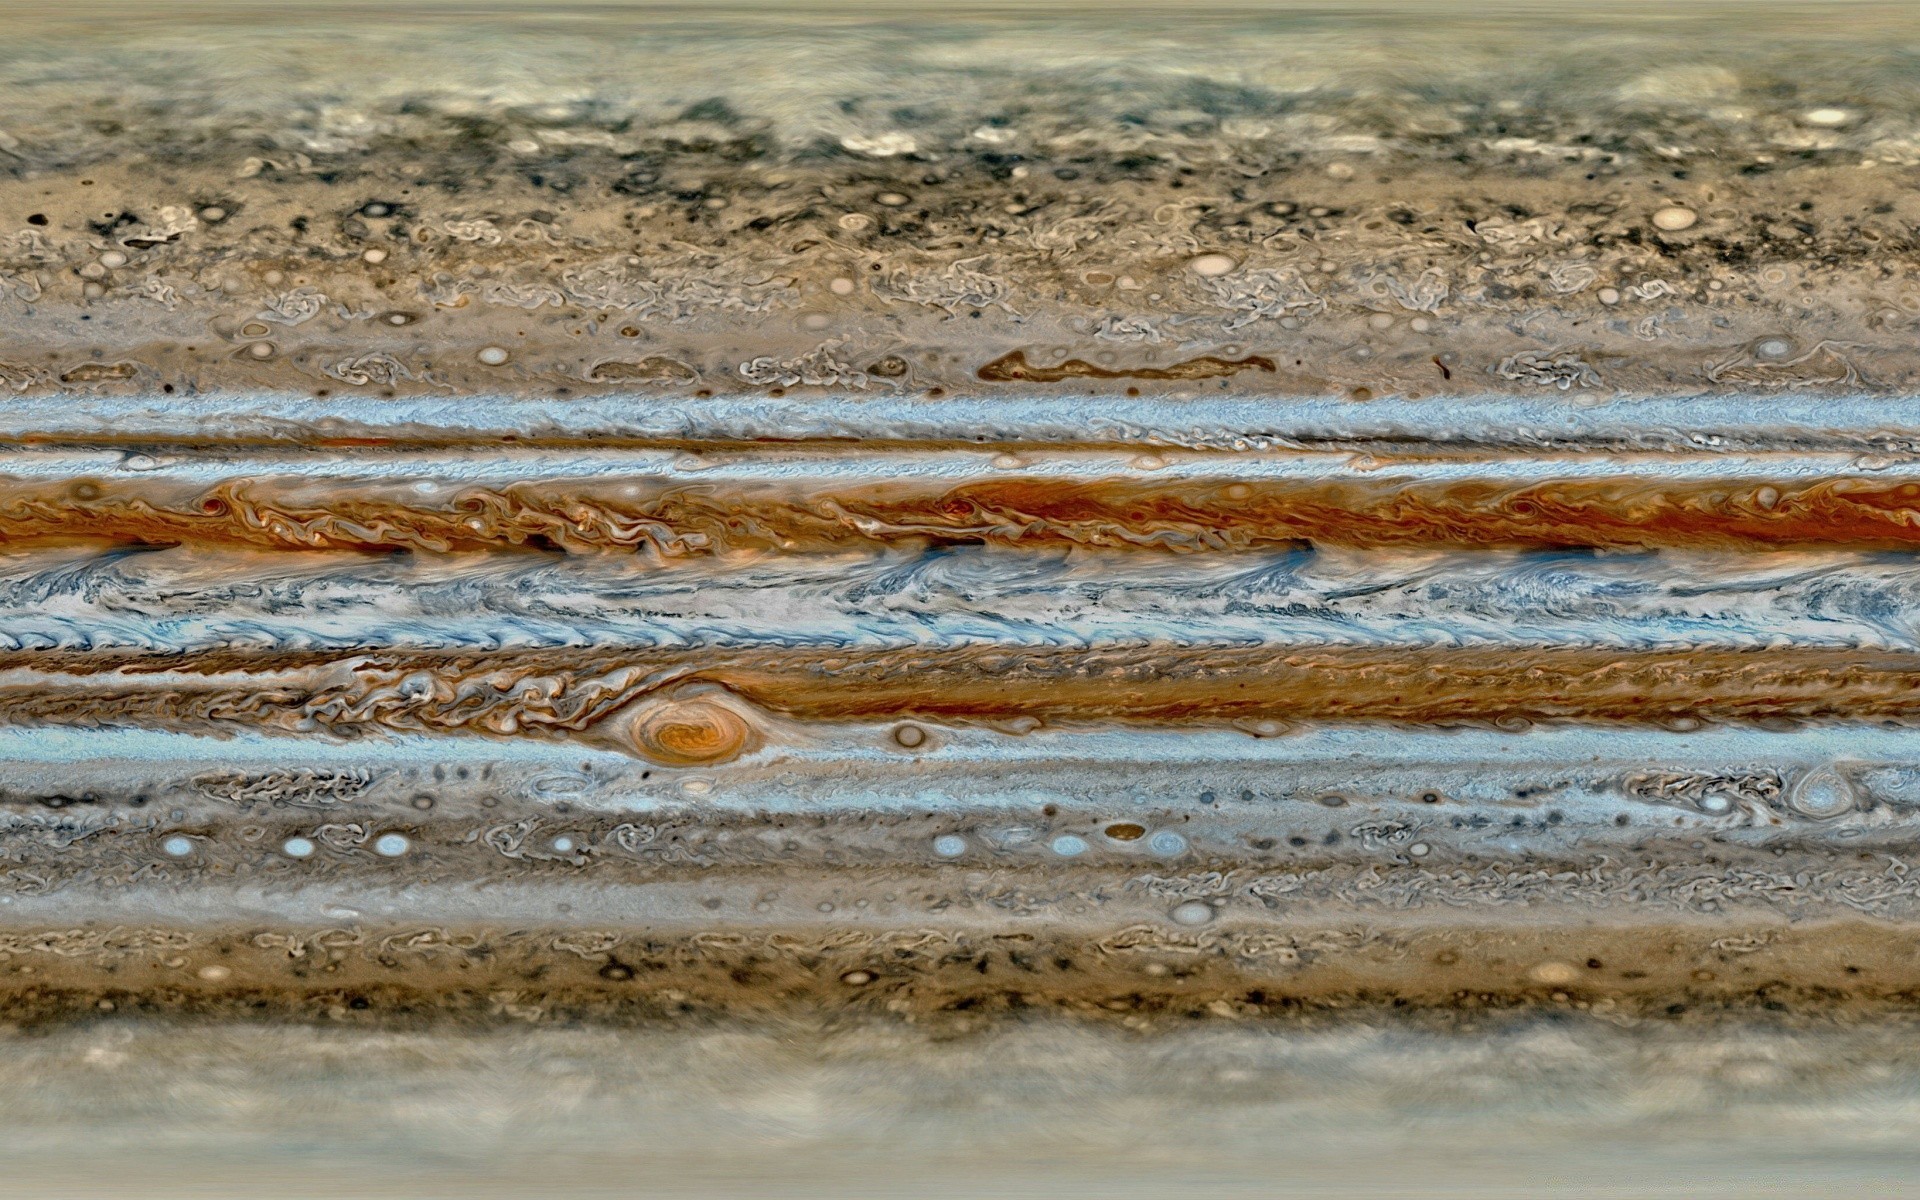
[10,4,1920,1192]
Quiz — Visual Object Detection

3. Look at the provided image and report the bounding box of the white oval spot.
[552,836,575,853]
[1188,253,1237,278]
[1801,107,1852,127]
[1790,766,1855,819]
[161,835,194,858]
[1651,206,1698,232]
[373,833,410,857]
[932,834,967,858]
[1529,961,1579,986]
[1147,831,1188,856]
[281,837,315,859]
[1050,834,1088,857]
[1169,901,1215,926]
[477,346,510,366]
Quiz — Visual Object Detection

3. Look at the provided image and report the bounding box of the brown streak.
[5,475,1920,554]
[3,646,1920,734]
[975,350,1277,382]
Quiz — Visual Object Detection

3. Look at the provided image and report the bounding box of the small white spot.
[1409,317,1432,333]
[98,250,127,269]
[932,834,967,858]
[1409,842,1431,857]
[1698,793,1733,814]
[246,341,275,359]
[1529,961,1579,986]
[1170,901,1215,926]
[551,836,575,853]
[363,248,388,264]
[1801,107,1852,127]
[1325,162,1355,180]
[1188,253,1237,278]
[839,132,916,157]
[1755,337,1795,360]
[829,277,856,295]
[1050,834,1088,857]
[199,206,227,222]
[840,970,874,985]
[1367,313,1394,331]
[162,835,194,858]
[801,312,831,330]
[1651,206,1698,232]
[477,346,510,366]
[1598,287,1621,305]
[1790,766,1856,819]
[197,965,232,982]
[1148,831,1188,856]
[373,833,410,857]
[281,837,315,859]
[875,192,910,207]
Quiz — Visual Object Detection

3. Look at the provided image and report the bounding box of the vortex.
[630,696,756,766]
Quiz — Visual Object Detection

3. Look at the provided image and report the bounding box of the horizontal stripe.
[3,544,1920,655]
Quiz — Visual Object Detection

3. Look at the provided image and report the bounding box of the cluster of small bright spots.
[166,833,414,859]
[932,828,1191,859]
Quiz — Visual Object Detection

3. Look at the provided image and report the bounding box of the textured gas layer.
[6,7,1920,1191]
